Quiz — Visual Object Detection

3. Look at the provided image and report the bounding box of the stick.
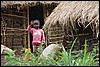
[27,6,30,49]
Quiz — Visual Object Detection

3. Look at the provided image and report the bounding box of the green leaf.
[4,56,9,60]
[70,37,78,53]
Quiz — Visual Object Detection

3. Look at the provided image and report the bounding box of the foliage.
[3,38,99,66]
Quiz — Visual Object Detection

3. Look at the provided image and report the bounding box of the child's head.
[33,20,40,29]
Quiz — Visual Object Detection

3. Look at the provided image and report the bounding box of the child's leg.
[37,45,43,53]
[33,45,37,56]
[33,44,43,56]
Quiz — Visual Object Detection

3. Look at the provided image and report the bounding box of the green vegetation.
[2,38,99,66]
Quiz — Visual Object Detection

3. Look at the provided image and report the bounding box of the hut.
[1,1,60,54]
[43,1,99,52]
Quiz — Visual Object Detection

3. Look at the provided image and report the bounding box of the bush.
[3,38,99,66]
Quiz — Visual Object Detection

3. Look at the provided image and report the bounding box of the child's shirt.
[27,25,45,45]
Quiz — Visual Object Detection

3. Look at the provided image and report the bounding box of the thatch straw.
[43,1,99,38]
[1,1,60,8]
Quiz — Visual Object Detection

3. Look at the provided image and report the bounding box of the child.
[27,20,45,56]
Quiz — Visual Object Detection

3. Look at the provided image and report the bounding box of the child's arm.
[41,30,45,42]
[27,25,33,34]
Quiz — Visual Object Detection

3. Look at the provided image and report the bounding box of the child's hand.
[30,20,34,25]
[28,25,32,28]
[42,41,45,43]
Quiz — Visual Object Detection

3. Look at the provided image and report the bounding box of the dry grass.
[1,1,60,8]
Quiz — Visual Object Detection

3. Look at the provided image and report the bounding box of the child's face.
[34,22,40,29]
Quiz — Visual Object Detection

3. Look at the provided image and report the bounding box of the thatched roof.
[1,1,60,8]
[43,1,99,37]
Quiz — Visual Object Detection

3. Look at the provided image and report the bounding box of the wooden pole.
[24,6,31,60]
[1,13,27,19]
[27,6,30,49]
[45,31,48,47]
[23,19,26,48]
[3,29,6,45]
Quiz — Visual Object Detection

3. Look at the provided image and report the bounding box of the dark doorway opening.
[29,6,44,52]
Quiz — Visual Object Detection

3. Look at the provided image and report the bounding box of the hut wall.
[64,26,98,52]
[1,8,28,54]
[46,22,65,46]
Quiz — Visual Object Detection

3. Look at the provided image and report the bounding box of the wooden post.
[3,29,6,45]
[45,30,48,47]
[27,6,30,49]
[23,19,26,48]
[12,18,14,50]
[3,22,7,46]
[24,6,31,60]
[43,5,46,19]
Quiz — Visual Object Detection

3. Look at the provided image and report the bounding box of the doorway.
[29,5,44,52]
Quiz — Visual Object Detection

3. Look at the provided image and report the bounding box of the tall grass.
[3,37,99,66]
